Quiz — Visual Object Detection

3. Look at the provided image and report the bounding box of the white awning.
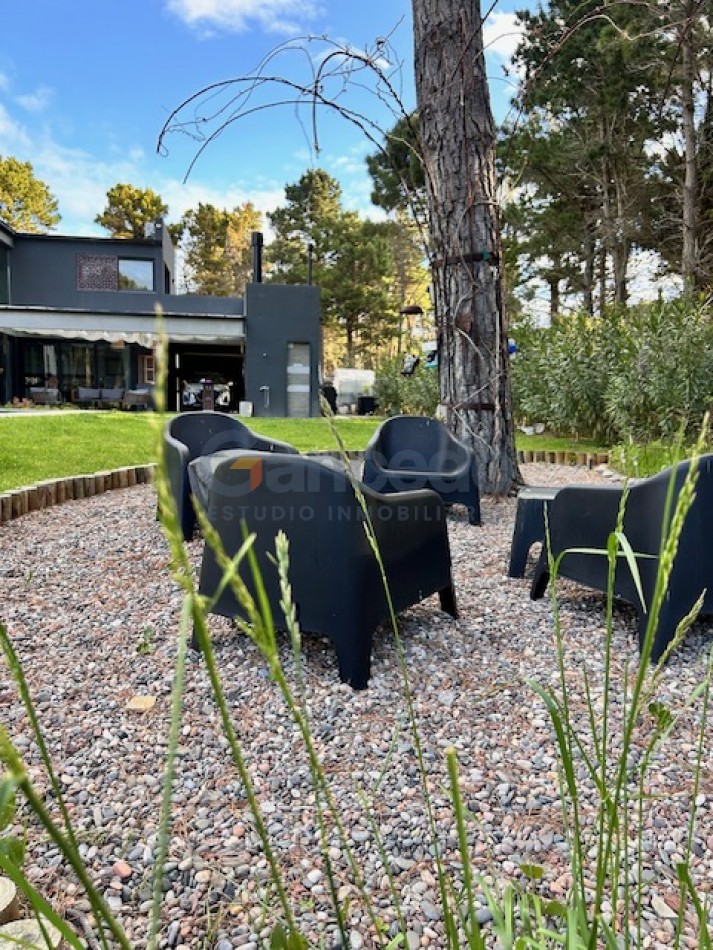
[0,307,245,346]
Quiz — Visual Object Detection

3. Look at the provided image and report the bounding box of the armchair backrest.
[206,451,367,542]
[625,454,713,551]
[167,411,257,461]
[629,455,713,604]
[374,416,468,471]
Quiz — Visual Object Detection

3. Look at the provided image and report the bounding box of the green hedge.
[511,296,713,444]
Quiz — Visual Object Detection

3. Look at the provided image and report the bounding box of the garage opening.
[168,342,245,413]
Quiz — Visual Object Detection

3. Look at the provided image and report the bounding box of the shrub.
[512,295,713,445]
[374,356,439,416]
[604,297,713,442]
[511,312,615,442]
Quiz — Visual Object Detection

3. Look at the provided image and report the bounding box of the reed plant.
[0,334,710,947]
[522,421,712,948]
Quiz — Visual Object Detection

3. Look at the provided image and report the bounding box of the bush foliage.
[374,356,440,416]
[512,296,713,444]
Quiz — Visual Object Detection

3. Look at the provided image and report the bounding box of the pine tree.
[0,155,60,232]
[95,184,168,239]
[412,0,520,492]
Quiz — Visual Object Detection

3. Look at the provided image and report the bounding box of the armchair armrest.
[163,432,191,535]
[252,434,299,455]
[363,486,452,612]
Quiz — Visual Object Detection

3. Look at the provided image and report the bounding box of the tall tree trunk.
[598,246,608,316]
[680,0,699,288]
[345,324,355,366]
[582,226,596,316]
[548,272,561,319]
[613,177,630,306]
[412,0,521,493]
[599,150,616,308]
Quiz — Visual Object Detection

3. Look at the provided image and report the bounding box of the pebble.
[0,469,710,947]
[112,860,133,879]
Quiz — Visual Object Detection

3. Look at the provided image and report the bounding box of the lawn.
[0,411,617,492]
[0,412,383,491]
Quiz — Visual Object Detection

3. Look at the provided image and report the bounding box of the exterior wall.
[160,222,176,292]
[244,283,321,417]
[9,233,166,308]
[5,233,243,319]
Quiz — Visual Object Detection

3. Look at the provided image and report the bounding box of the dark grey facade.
[244,283,321,417]
[0,220,321,417]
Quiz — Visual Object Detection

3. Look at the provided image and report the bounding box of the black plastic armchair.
[362,416,481,524]
[531,455,713,662]
[189,450,458,688]
[163,411,298,540]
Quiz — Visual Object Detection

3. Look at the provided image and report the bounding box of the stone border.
[0,465,157,526]
[0,449,610,526]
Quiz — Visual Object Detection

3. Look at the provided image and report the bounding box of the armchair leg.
[468,504,481,526]
[335,629,374,690]
[439,584,458,618]
[190,622,201,653]
[530,557,550,600]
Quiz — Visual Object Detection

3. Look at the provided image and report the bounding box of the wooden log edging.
[1,449,609,527]
[0,453,363,527]
[517,449,610,469]
[0,464,156,526]
[306,450,366,461]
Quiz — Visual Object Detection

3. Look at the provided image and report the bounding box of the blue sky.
[0,0,528,237]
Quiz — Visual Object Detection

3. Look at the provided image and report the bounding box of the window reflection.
[118,259,154,291]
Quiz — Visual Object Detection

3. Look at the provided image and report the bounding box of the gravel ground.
[0,463,711,949]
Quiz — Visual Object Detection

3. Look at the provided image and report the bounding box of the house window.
[119,258,154,291]
[77,254,155,291]
[139,355,156,385]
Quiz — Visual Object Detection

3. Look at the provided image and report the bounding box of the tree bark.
[598,244,608,316]
[412,0,521,493]
[548,272,561,319]
[613,176,630,306]
[680,1,699,288]
[582,226,596,316]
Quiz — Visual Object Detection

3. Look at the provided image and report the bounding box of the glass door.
[286,342,310,417]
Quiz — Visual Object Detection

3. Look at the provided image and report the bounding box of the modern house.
[0,221,321,416]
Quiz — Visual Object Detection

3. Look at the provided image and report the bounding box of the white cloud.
[0,95,289,237]
[0,88,377,240]
[165,0,321,35]
[15,85,53,114]
[159,177,285,223]
[0,73,10,91]
[29,142,145,235]
[331,153,367,176]
[0,103,33,150]
[482,11,525,60]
